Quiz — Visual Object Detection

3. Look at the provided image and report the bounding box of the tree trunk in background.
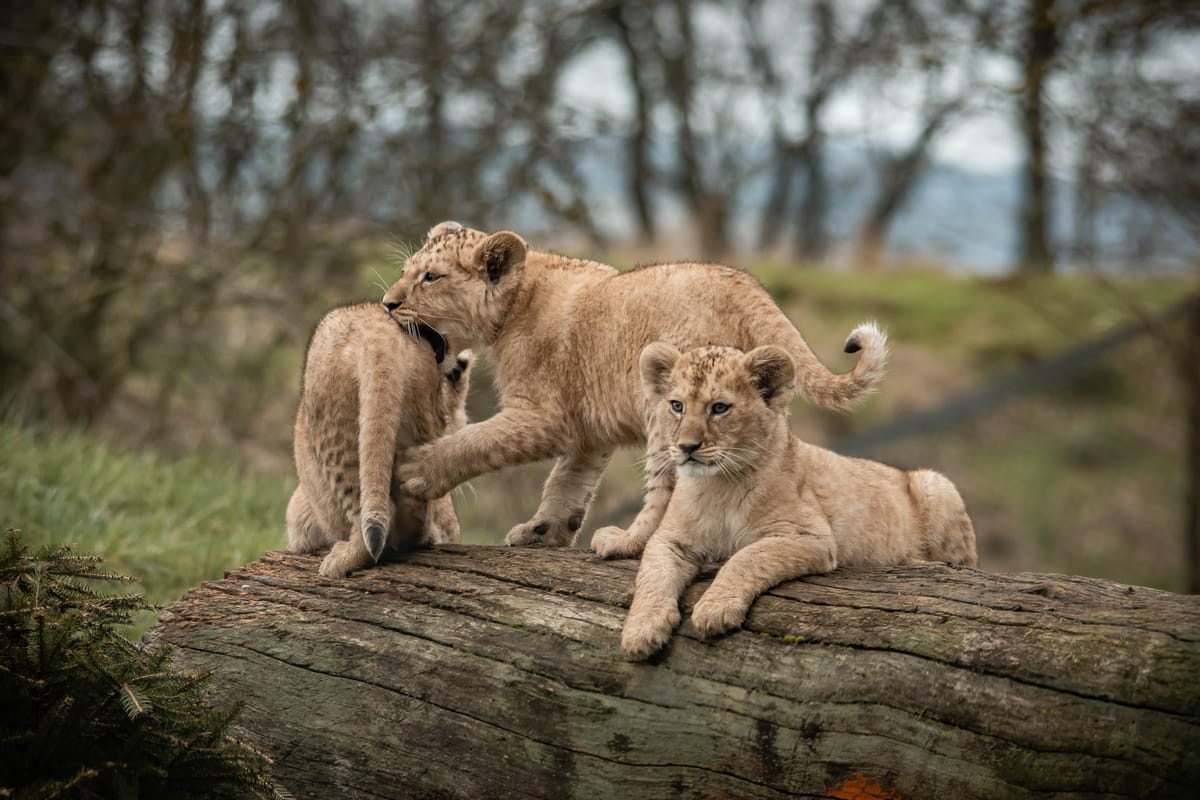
[794,0,835,261]
[609,3,656,245]
[660,0,729,258]
[1017,0,1058,274]
[852,100,960,269]
[418,0,447,222]
[149,548,1200,799]
[1187,296,1200,593]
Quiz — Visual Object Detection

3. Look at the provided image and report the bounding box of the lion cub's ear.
[426,220,464,240]
[474,231,527,283]
[640,342,681,399]
[744,346,795,411]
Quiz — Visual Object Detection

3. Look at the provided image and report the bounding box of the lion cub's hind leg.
[425,496,461,545]
[907,469,978,568]
[507,449,613,547]
[286,486,332,554]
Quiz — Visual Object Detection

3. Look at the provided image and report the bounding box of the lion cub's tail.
[787,321,889,412]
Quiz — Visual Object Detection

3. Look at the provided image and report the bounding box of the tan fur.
[286,302,472,577]
[620,343,977,659]
[382,222,888,549]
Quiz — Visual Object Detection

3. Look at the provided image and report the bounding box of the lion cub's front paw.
[621,606,681,660]
[591,526,642,559]
[689,594,750,639]
[396,451,448,501]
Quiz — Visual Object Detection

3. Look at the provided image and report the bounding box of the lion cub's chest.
[672,482,771,562]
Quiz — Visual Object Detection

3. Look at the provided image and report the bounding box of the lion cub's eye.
[422,272,442,284]
[669,400,684,414]
[710,402,730,415]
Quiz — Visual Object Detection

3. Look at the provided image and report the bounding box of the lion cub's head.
[383,221,527,347]
[641,343,796,479]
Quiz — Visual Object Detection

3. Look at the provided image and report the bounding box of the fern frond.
[119,683,152,719]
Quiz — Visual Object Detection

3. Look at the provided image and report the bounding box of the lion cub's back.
[293,303,446,537]
[299,302,443,433]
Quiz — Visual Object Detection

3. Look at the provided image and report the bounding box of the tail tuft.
[362,520,388,562]
[790,320,890,412]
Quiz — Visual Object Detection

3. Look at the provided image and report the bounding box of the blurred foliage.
[2,0,1197,436]
[0,529,276,798]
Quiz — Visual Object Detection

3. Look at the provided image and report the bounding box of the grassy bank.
[0,418,290,635]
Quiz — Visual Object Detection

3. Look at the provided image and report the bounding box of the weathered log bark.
[147,546,1200,800]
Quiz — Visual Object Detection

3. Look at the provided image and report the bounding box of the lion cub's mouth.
[387,307,418,325]
[675,450,721,478]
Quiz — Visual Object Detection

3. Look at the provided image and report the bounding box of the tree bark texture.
[147,547,1200,800]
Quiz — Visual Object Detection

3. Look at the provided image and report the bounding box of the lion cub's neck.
[489,247,614,363]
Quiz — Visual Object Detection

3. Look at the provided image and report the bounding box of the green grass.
[0,417,291,636]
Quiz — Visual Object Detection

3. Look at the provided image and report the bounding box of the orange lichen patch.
[826,774,906,800]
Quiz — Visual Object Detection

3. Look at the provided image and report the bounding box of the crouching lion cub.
[621,342,977,660]
[286,302,471,578]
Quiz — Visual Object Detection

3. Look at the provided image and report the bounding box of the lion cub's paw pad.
[505,517,576,547]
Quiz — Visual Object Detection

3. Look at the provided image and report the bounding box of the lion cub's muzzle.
[673,441,711,467]
[383,300,417,325]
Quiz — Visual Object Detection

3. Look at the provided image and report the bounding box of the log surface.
[147,546,1200,800]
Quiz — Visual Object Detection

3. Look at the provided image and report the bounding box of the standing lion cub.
[286,302,471,578]
[383,221,887,554]
[621,343,977,660]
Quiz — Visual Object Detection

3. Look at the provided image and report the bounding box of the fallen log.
[146,546,1200,800]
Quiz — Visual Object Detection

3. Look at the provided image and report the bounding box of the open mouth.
[388,313,448,364]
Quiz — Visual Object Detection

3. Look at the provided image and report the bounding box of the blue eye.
[423,272,442,284]
[669,400,683,413]
[711,402,730,415]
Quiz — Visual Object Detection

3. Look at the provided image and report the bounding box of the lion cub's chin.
[677,461,722,478]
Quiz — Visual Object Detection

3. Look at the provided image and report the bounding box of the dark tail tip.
[363,522,387,562]
[843,338,862,354]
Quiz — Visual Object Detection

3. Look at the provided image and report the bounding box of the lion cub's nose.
[679,442,702,455]
[383,299,402,312]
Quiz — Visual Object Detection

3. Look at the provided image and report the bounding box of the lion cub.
[621,343,977,659]
[286,302,471,578]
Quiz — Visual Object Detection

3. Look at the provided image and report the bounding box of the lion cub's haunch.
[286,302,471,578]
[621,343,977,660]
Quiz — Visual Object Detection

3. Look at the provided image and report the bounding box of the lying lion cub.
[621,343,977,659]
[286,302,471,578]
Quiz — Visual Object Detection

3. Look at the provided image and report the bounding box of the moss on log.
[146,546,1200,799]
